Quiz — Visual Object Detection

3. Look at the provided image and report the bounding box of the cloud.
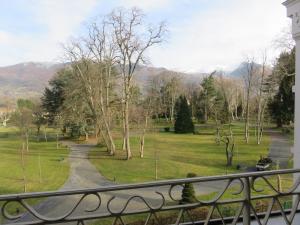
[30,0,98,40]
[0,31,12,44]
[0,0,98,65]
[148,0,290,72]
[0,0,292,72]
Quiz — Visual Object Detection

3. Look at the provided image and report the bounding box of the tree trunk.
[25,131,29,152]
[204,93,208,123]
[56,133,59,149]
[36,126,40,142]
[98,123,109,150]
[21,142,27,192]
[85,131,89,141]
[44,127,48,142]
[244,94,250,144]
[98,79,115,155]
[215,119,221,145]
[155,151,158,180]
[124,84,131,159]
[140,136,145,158]
[95,124,98,141]
[122,107,126,151]
[140,117,148,158]
[38,153,42,183]
[100,130,108,147]
[231,111,235,121]
[170,95,175,123]
[229,123,233,139]
[99,110,115,155]
[258,127,263,145]
[227,153,233,166]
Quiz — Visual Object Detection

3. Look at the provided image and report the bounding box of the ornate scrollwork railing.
[0,169,300,225]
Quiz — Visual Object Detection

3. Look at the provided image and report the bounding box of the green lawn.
[89,123,271,183]
[0,127,69,194]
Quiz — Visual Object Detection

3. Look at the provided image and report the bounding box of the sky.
[0,0,291,72]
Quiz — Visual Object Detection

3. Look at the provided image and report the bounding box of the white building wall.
[283,0,300,169]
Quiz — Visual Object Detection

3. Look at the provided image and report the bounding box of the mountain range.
[0,61,261,104]
[0,62,64,101]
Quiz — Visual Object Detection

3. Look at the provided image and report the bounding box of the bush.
[164,127,170,132]
[282,127,293,134]
[193,130,201,135]
[180,173,197,204]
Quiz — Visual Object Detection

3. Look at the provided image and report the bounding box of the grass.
[0,127,70,194]
[89,122,271,183]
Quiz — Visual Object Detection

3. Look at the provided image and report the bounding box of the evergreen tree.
[213,90,230,124]
[268,48,295,127]
[180,173,197,204]
[41,70,70,124]
[174,96,194,133]
[201,73,217,123]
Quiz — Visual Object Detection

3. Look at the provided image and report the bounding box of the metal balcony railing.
[0,169,300,225]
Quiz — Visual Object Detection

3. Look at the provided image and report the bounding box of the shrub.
[164,127,170,132]
[180,173,197,204]
[282,127,293,134]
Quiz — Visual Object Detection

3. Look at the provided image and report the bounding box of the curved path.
[13,141,231,225]
[267,130,292,169]
[60,141,115,189]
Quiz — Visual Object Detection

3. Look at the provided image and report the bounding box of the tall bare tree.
[254,51,272,144]
[64,38,116,155]
[243,58,258,143]
[108,8,166,159]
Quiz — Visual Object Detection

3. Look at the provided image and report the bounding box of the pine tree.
[180,173,197,204]
[174,96,194,133]
[201,73,217,123]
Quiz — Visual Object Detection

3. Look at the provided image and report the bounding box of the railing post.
[243,177,251,225]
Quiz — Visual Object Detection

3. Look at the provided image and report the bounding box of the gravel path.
[60,141,115,189]
[267,130,292,169]
[11,141,232,225]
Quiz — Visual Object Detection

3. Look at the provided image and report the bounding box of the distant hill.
[132,65,207,89]
[1,61,270,104]
[0,62,64,101]
[229,62,271,78]
[0,62,207,103]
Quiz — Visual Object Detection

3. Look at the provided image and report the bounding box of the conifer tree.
[174,96,194,133]
[268,48,295,127]
[180,173,197,204]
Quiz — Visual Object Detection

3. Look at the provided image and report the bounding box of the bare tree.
[20,143,27,192]
[12,99,34,152]
[273,26,295,52]
[0,109,11,127]
[108,8,166,159]
[221,135,235,167]
[165,74,182,122]
[64,40,116,155]
[254,51,272,144]
[243,58,258,143]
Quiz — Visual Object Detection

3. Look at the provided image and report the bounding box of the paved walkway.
[60,141,115,189]
[267,130,292,169]
[13,141,230,225]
